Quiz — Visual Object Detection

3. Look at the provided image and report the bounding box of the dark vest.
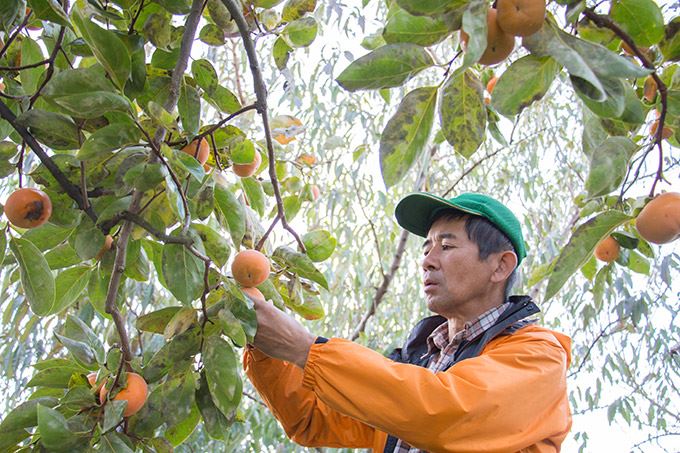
[383,295,541,452]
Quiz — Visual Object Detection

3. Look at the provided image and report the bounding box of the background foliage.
[0,0,678,451]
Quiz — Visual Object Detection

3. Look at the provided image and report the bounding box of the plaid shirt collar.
[424,302,512,370]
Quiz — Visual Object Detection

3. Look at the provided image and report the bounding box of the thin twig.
[30,26,67,106]
[0,59,50,71]
[350,149,433,341]
[0,12,32,61]
[221,0,305,252]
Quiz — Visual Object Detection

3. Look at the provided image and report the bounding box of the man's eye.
[442,244,453,250]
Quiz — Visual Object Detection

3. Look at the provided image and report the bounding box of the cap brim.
[395,193,482,237]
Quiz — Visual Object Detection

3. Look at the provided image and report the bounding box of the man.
[244,192,572,452]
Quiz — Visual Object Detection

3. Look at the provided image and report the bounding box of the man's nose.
[421,248,438,271]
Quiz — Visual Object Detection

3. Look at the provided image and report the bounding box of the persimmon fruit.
[311,185,320,201]
[594,236,620,263]
[635,192,680,244]
[4,188,52,228]
[496,0,546,37]
[460,9,515,66]
[233,151,262,178]
[87,372,97,387]
[181,138,210,165]
[232,250,270,286]
[99,372,148,417]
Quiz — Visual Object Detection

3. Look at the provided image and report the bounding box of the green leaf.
[545,211,633,300]
[573,76,625,118]
[71,8,131,90]
[283,16,318,47]
[0,0,24,31]
[50,266,90,314]
[102,400,127,433]
[585,136,638,198]
[73,216,106,260]
[165,401,200,446]
[199,23,225,46]
[55,333,96,368]
[179,83,201,136]
[301,229,337,262]
[172,148,206,181]
[98,432,134,453]
[611,0,664,47]
[492,55,560,117]
[16,110,82,150]
[628,249,650,275]
[37,404,82,451]
[523,21,650,102]
[136,306,183,334]
[659,17,680,62]
[217,308,247,347]
[273,246,329,289]
[27,0,69,26]
[214,184,246,248]
[460,0,488,69]
[142,328,201,383]
[202,335,242,418]
[20,37,45,94]
[282,195,302,221]
[336,43,434,91]
[143,12,172,49]
[195,371,231,440]
[241,177,266,216]
[78,120,141,160]
[438,69,486,158]
[163,307,197,340]
[155,0,191,15]
[191,59,218,93]
[231,139,256,164]
[64,314,104,363]
[191,223,230,268]
[205,85,242,114]
[43,68,131,118]
[273,37,292,70]
[0,397,58,433]
[395,0,467,16]
[281,0,316,22]
[161,229,205,304]
[10,238,55,316]
[383,6,454,46]
[379,86,437,187]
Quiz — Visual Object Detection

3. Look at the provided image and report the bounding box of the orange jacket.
[244,324,572,453]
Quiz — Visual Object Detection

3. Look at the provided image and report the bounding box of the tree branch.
[350,149,433,341]
[582,8,668,197]
[220,0,305,252]
[103,0,205,365]
[0,99,100,225]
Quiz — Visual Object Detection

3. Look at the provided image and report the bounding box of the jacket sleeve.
[243,346,376,448]
[301,327,571,453]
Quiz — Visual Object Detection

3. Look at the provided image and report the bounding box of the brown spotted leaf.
[438,70,486,158]
[380,86,437,187]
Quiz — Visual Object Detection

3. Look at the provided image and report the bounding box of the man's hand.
[246,292,316,369]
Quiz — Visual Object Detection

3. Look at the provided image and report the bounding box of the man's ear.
[490,250,518,284]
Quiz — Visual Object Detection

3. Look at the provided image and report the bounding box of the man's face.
[421,217,499,318]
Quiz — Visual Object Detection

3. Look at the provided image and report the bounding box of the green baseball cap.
[395,192,527,264]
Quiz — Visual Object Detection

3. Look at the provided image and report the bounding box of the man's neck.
[446,297,506,339]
